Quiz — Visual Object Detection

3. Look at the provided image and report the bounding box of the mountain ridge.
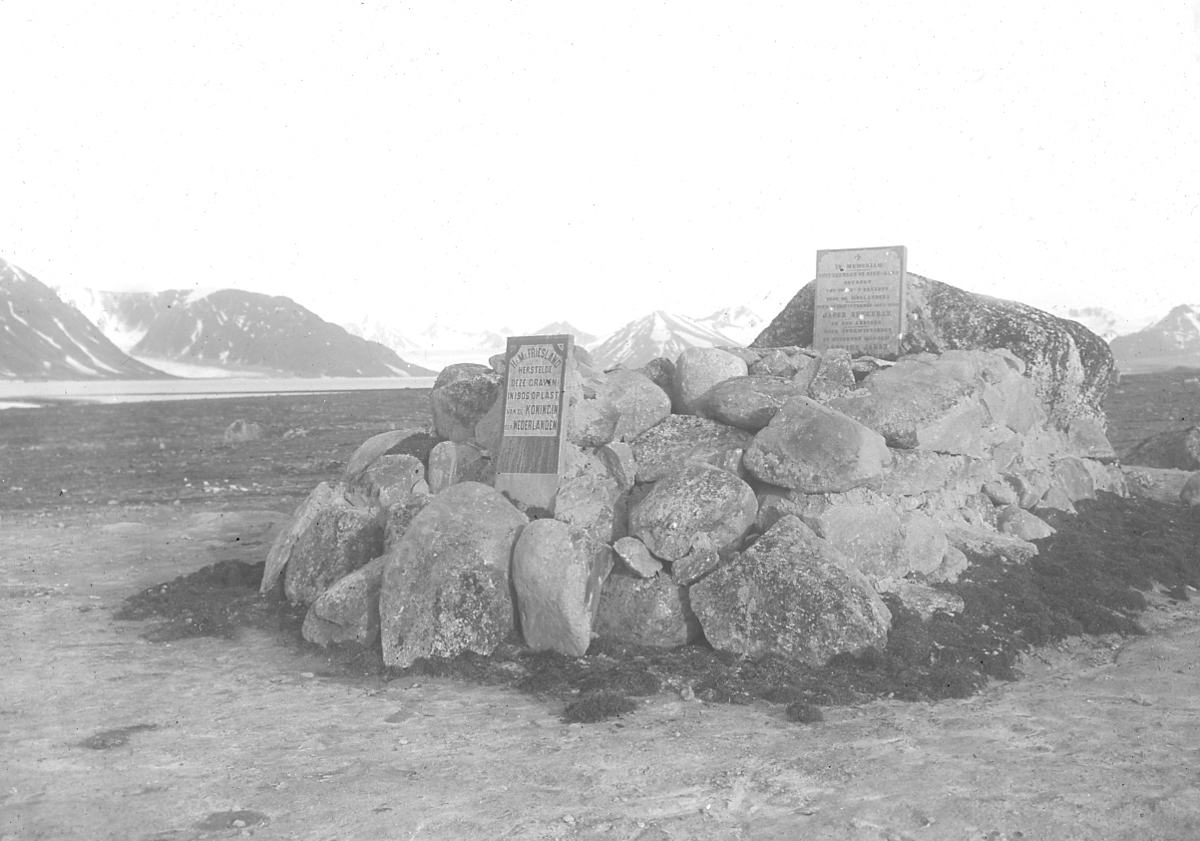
[1109,304,1200,372]
[0,259,167,380]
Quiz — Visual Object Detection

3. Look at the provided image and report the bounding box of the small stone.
[613,536,663,578]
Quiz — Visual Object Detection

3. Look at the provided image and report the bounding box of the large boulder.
[629,415,754,483]
[553,455,625,545]
[752,273,1116,431]
[690,516,892,665]
[628,463,757,561]
[828,351,1008,456]
[427,441,486,494]
[1120,466,1195,504]
[743,396,892,493]
[341,430,417,484]
[301,556,387,648]
[1181,472,1200,507]
[1123,426,1200,471]
[704,376,806,432]
[430,364,502,443]
[352,454,426,507]
[593,572,698,648]
[566,363,621,448]
[672,348,748,416]
[606,369,673,442]
[261,482,337,594]
[260,482,386,604]
[511,519,611,656]
[806,349,856,402]
[281,492,386,606]
[379,482,527,668]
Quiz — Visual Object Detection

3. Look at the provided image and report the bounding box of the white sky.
[1,2,1198,337]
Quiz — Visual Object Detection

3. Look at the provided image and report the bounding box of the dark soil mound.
[116,560,304,642]
[117,492,1200,723]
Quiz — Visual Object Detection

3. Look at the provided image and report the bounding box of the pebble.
[300,672,315,679]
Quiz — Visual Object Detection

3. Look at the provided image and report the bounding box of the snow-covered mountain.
[1049,305,1150,342]
[342,316,423,355]
[56,287,436,378]
[530,321,598,346]
[695,305,764,346]
[417,321,508,352]
[588,310,740,369]
[1109,304,1200,372]
[0,258,165,380]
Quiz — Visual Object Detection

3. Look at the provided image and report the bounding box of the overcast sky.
[2,2,1198,336]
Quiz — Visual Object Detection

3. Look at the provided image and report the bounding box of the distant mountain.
[588,310,739,369]
[695,305,763,346]
[58,287,436,378]
[530,321,598,346]
[0,258,165,380]
[1109,304,1200,372]
[342,316,423,355]
[417,321,507,352]
[1049,305,1149,342]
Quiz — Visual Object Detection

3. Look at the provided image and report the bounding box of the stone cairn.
[260,274,1135,669]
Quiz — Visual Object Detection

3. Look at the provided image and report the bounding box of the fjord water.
[0,376,438,408]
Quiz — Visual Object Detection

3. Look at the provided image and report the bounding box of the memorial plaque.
[813,245,907,358]
[494,334,574,509]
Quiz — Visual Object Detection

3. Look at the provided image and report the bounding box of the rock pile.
[260,277,1131,669]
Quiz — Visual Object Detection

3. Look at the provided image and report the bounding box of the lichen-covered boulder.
[607,368,672,442]
[743,396,892,493]
[1123,426,1200,471]
[597,441,637,490]
[747,346,819,379]
[511,519,611,656]
[341,430,417,484]
[636,356,676,394]
[704,376,806,432]
[593,572,698,648]
[613,535,663,578]
[690,515,891,665]
[1181,472,1200,507]
[302,556,387,648]
[281,492,386,606]
[430,363,502,442]
[566,363,621,448]
[629,415,753,483]
[553,455,625,545]
[629,463,757,561]
[261,481,338,594]
[806,349,855,402]
[353,454,425,507]
[1120,466,1195,504]
[672,347,748,416]
[1053,456,1096,502]
[427,441,485,494]
[754,491,947,581]
[379,482,527,668]
[383,496,434,552]
[828,352,999,455]
[997,506,1056,541]
[945,523,1038,563]
[752,273,1115,431]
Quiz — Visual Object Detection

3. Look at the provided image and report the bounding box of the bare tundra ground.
[4,503,1200,840]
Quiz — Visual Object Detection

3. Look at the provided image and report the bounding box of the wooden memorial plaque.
[494,334,574,509]
[813,245,907,358]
